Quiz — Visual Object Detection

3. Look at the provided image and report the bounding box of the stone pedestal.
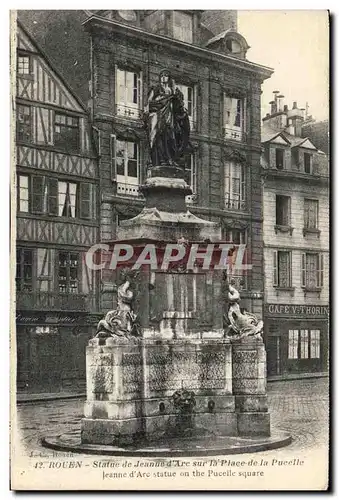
[232,340,270,436]
[81,338,238,446]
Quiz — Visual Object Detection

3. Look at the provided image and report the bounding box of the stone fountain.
[43,69,291,455]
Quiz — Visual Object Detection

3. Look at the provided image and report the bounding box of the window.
[224,229,246,245]
[111,137,140,196]
[300,329,309,359]
[275,148,285,170]
[226,38,241,54]
[276,195,290,226]
[17,174,29,212]
[58,252,79,293]
[181,152,196,203]
[58,181,78,217]
[304,199,319,229]
[302,253,324,289]
[289,329,321,360]
[223,95,245,141]
[16,248,33,292]
[176,84,196,129]
[17,105,31,142]
[288,330,299,359]
[54,113,79,153]
[273,250,292,288]
[224,162,246,210]
[173,11,193,43]
[116,68,142,119]
[310,330,321,358]
[304,153,312,173]
[17,56,30,75]
[16,174,94,219]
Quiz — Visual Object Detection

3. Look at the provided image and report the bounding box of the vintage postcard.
[10,9,330,491]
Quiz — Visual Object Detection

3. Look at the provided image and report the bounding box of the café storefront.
[16,311,102,393]
[264,303,329,377]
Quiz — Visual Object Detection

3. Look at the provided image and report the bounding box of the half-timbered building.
[15,22,100,392]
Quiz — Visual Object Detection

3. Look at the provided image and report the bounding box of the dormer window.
[304,153,313,174]
[173,11,193,43]
[225,38,241,54]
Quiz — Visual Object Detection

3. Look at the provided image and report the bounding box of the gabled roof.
[17,10,91,108]
[17,20,87,113]
[261,125,290,145]
[283,133,317,150]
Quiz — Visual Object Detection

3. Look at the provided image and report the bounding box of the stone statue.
[144,69,190,167]
[95,273,140,340]
[224,279,263,341]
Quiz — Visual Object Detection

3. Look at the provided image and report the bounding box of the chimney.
[286,118,295,135]
[283,104,288,112]
[269,101,275,114]
[292,101,298,109]
[277,94,284,112]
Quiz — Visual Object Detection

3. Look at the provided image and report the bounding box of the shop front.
[16,311,102,393]
[264,303,329,377]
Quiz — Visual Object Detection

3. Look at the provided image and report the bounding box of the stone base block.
[237,412,271,437]
[235,395,268,413]
[81,411,239,446]
[84,395,236,420]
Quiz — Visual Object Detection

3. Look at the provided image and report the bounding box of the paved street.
[14,377,329,457]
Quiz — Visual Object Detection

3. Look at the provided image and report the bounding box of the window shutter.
[137,71,142,109]
[273,251,278,286]
[110,134,117,181]
[224,161,230,200]
[242,97,246,137]
[31,176,45,213]
[301,253,306,287]
[193,84,198,128]
[318,253,324,288]
[241,164,246,202]
[80,182,91,220]
[48,178,58,216]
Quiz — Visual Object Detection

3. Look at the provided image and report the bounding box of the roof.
[261,125,290,145]
[205,28,249,49]
[261,124,317,150]
[17,10,91,107]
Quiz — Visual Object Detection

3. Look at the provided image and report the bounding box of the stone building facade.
[84,10,273,317]
[15,21,100,392]
[261,93,329,377]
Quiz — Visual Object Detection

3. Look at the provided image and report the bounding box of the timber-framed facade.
[15,22,100,392]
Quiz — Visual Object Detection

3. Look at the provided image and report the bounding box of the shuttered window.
[223,95,245,141]
[173,11,193,43]
[17,105,31,142]
[111,137,140,196]
[224,161,246,210]
[17,174,29,213]
[176,84,197,129]
[276,195,290,225]
[116,68,142,119]
[304,199,318,229]
[16,248,33,292]
[17,174,95,220]
[273,250,292,287]
[301,253,324,289]
[54,113,79,153]
[58,252,79,294]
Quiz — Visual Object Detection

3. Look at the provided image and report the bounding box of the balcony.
[116,182,141,197]
[225,198,247,211]
[16,291,96,312]
[116,103,142,120]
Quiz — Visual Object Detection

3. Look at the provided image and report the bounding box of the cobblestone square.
[14,377,329,457]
